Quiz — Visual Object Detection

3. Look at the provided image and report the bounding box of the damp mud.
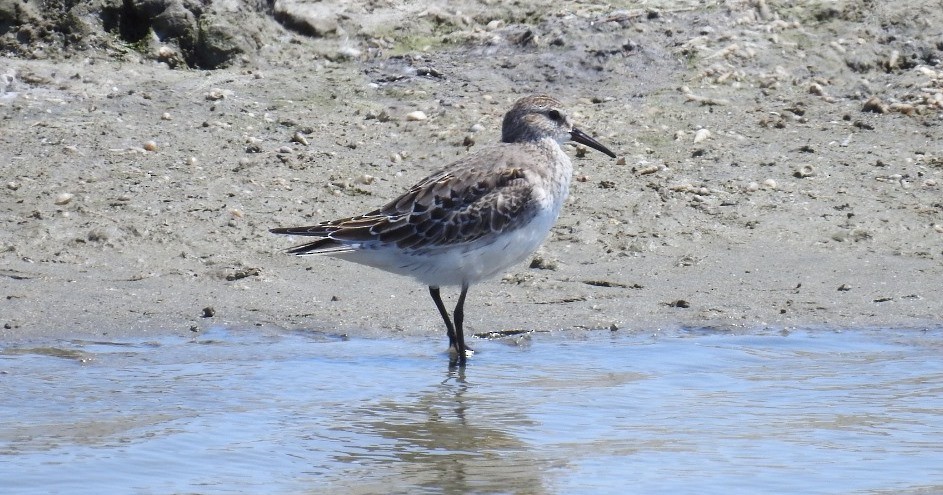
[1,0,941,341]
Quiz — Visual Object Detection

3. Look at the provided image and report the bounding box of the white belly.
[334,206,560,287]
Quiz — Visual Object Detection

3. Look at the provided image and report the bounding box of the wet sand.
[1,1,941,343]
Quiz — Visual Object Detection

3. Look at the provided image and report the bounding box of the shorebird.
[270,95,616,363]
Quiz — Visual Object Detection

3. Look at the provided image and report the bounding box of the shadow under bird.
[270,94,616,364]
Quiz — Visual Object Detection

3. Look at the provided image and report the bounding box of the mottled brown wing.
[369,166,537,251]
[270,147,540,253]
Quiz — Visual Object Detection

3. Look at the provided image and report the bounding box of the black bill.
[570,128,617,158]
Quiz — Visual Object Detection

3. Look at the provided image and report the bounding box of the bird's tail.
[269,227,357,256]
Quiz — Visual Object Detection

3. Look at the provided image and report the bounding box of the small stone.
[862,96,888,114]
[405,110,427,121]
[838,284,852,291]
[202,307,216,318]
[6,181,20,191]
[529,254,558,270]
[763,178,777,189]
[54,193,74,205]
[160,112,171,121]
[693,128,711,143]
[291,131,309,146]
[143,140,158,152]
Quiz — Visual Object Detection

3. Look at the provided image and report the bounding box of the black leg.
[453,282,470,363]
[429,286,456,349]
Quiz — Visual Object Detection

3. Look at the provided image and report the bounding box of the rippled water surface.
[2,327,942,494]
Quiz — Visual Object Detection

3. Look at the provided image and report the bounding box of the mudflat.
[1,1,941,343]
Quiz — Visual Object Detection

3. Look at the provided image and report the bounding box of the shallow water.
[2,326,942,495]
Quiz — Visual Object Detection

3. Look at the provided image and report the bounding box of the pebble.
[160,112,171,121]
[693,128,711,143]
[469,123,485,133]
[359,174,376,185]
[55,192,74,205]
[406,110,427,121]
[763,178,778,189]
[143,140,158,151]
[390,153,403,163]
[291,131,309,146]
[205,88,230,101]
[7,181,20,190]
[862,96,888,114]
[636,164,660,175]
[745,181,760,192]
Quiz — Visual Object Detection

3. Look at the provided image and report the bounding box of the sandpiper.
[270,95,616,364]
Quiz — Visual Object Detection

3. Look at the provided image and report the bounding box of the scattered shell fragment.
[405,111,427,121]
[55,192,74,205]
[794,164,815,178]
[636,164,660,175]
[693,128,711,143]
[291,131,309,146]
[887,49,900,70]
[205,88,231,101]
[143,140,158,151]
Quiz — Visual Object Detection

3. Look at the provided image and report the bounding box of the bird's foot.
[448,344,475,360]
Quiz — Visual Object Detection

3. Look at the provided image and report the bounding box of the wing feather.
[270,144,545,255]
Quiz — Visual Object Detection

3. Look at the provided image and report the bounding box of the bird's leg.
[429,286,457,350]
[453,282,473,361]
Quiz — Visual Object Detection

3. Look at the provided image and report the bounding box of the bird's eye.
[547,109,562,121]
